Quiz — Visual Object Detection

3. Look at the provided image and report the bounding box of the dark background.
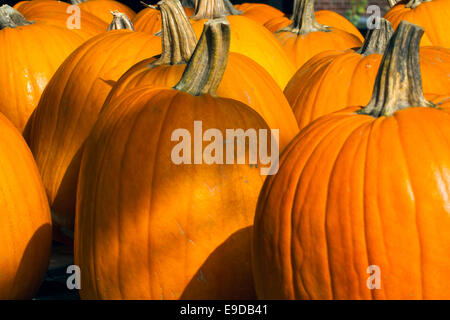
[3,0,293,13]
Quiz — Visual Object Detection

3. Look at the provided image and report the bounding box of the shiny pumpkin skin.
[0,21,87,132]
[106,52,299,151]
[13,0,107,38]
[0,113,52,300]
[235,2,285,25]
[75,86,269,299]
[24,30,162,230]
[74,0,136,24]
[265,10,364,42]
[192,15,296,90]
[384,0,450,47]
[285,46,450,130]
[253,106,450,299]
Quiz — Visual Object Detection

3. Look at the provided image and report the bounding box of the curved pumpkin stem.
[107,11,135,31]
[280,0,329,35]
[357,18,394,56]
[70,0,88,5]
[181,0,196,8]
[405,0,432,9]
[387,0,399,7]
[359,21,434,117]
[174,18,230,96]
[153,0,197,66]
[191,0,241,20]
[0,5,33,29]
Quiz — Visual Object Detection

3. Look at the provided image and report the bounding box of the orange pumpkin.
[24,13,161,232]
[190,0,295,90]
[272,0,362,69]
[285,19,450,130]
[75,18,272,300]
[0,5,89,132]
[235,2,285,25]
[107,0,298,152]
[70,0,135,24]
[385,0,450,47]
[265,1,363,42]
[0,113,52,300]
[13,0,107,38]
[253,21,450,300]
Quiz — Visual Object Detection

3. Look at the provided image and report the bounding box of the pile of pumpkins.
[0,0,449,300]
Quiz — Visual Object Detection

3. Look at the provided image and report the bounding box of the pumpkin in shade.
[70,0,135,24]
[285,18,450,130]
[264,0,364,42]
[253,21,450,300]
[75,18,274,300]
[272,0,362,70]
[24,13,161,233]
[0,113,52,300]
[107,0,298,151]
[190,0,295,90]
[13,0,107,38]
[385,0,450,47]
[0,5,89,132]
[234,2,285,25]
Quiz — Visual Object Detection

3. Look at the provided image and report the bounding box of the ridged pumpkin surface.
[25,30,162,230]
[0,113,52,300]
[235,2,285,25]
[0,17,88,131]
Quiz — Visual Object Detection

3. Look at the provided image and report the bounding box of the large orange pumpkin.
[70,0,135,24]
[190,0,295,90]
[0,5,89,132]
[285,18,450,130]
[272,0,362,69]
[75,18,274,300]
[24,13,161,233]
[107,0,298,152]
[0,113,52,300]
[253,21,450,300]
[13,0,107,38]
[385,0,450,47]
[264,0,364,42]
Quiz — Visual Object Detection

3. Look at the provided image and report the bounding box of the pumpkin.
[272,0,362,70]
[190,0,295,90]
[13,0,107,38]
[264,0,364,42]
[234,2,285,25]
[24,13,161,232]
[253,21,450,300]
[0,5,89,132]
[0,113,52,300]
[75,18,272,300]
[107,0,298,152]
[285,18,450,130]
[385,0,450,47]
[70,0,135,24]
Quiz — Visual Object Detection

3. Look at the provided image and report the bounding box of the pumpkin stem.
[357,18,394,56]
[280,0,329,35]
[387,0,398,7]
[358,21,434,117]
[191,0,241,20]
[70,0,87,4]
[174,18,230,96]
[107,11,135,31]
[405,0,432,9]
[140,1,158,10]
[152,0,197,66]
[0,4,33,29]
